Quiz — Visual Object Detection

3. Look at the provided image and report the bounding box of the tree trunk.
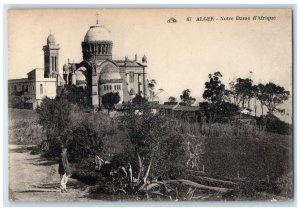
[254,99,257,117]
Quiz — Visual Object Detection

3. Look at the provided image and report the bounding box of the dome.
[84,25,111,42]
[47,34,55,44]
[100,66,121,81]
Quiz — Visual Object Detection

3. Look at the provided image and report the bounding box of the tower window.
[40,84,43,94]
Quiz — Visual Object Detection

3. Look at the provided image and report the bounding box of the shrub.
[257,114,292,135]
[68,117,103,160]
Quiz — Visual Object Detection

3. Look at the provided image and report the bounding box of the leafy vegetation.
[180,89,196,106]
[101,92,121,111]
[9,69,292,201]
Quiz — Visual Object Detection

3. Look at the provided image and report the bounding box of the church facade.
[62,20,149,108]
[9,19,149,109]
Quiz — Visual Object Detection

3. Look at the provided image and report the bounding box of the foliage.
[257,83,290,115]
[132,94,147,106]
[153,133,187,180]
[98,110,190,196]
[9,96,24,109]
[257,114,292,135]
[234,78,253,107]
[36,97,106,159]
[202,72,225,104]
[225,81,243,106]
[59,85,88,108]
[205,102,239,123]
[168,96,177,103]
[148,79,156,100]
[180,89,196,106]
[68,116,103,160]
[36,97,73,156]
[251,85,259,116]
[101,92,121,110]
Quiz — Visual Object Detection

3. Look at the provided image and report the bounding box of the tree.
[202,72,225,105]
[36,97,73,156]
[59,85,87,107]
[227,80,243,106]
[235,78,253,108]
[257,83,266,116]
[148,79,164,101]
[203,101,239,123]
[258,82,290,115]
[148,79,156,100]
[101,92,121,111]
[68,116,103,160]
[168,96,177,103]
[132,94,147,106]
[121,111,188,181]
[180,89,196,106]
[251,85,258,117]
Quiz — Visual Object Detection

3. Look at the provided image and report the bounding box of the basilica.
[9,18,149,109]
[62,19,149,107]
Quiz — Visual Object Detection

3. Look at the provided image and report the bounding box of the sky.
[7,9,292,121]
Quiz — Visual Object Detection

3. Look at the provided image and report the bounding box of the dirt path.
[9,144,91,202]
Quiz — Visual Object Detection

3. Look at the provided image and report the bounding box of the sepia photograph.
[7,8,293,202]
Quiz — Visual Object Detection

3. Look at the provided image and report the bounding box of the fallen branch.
[160,179,233,194]
[185,173,237,186]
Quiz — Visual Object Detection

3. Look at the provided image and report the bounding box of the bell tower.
[43,34,60,78]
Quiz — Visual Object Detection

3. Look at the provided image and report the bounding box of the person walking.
[58,145,71,193]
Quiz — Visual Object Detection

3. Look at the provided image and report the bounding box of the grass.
[8,108,293,200]
[9,109,44,145]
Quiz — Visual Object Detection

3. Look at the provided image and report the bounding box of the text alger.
[196,17,214,21]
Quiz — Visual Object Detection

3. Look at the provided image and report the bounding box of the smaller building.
[158,103,201,122]
[240,107,252,115]
[8,68,58,109]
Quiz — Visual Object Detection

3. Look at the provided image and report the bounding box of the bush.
[68,116,103,161]
[120,110,189,180]
[152,133,188,179]
[71,157,99,185]
[258,114,292,135]
[204,101,239,123]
